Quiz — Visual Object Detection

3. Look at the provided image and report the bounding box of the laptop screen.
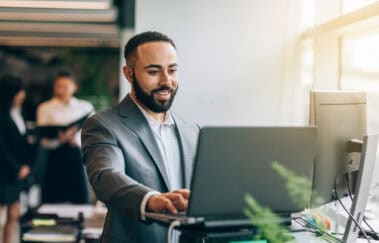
[187,126,317,218]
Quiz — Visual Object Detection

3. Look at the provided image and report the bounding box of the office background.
[1,0,379,184]
[1,0,379,241]
[132,0,379,193]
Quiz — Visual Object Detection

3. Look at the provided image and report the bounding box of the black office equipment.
[146,126,317,227]
[20,210,84,243]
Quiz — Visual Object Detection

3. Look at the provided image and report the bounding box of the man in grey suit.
[81,31,199,242]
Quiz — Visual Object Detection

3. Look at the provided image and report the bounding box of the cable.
[294,217,342,243]
[167,220,181,243]
[346,174,354,201]
[333,189,372,243]
[294,217,341,243]
[346,174,379,240]
[361,219,379,241]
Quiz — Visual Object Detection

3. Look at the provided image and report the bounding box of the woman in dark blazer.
[0,75,32,243]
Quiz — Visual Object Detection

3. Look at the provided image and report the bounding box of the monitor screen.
[309,90,367,204]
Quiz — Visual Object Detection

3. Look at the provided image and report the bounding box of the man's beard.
[132,72,178,113]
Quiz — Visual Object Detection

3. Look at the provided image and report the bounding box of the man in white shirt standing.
[81,31,199,243]
[37,70,94,204]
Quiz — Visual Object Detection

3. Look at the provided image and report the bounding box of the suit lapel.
[118,95,170,191]
[172,114,192,188]
[4,112,24,139]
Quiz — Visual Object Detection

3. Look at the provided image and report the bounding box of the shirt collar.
[52,97,78,106]
[10,107,22,115]
[130,94,175,127]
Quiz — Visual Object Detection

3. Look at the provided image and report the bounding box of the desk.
[176,227,379,243]
[173,218,379,243]
[293,231,379,242]
[21,204,106,243]
[37,204,105,239]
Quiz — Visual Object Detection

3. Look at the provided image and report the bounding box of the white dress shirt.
[10,107,26,135]
[37,97,94,148]
[138,107,183,191]
[130,96,183,221]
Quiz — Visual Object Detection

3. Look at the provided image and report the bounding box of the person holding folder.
[36,70,94,204]
[0,75,34,243]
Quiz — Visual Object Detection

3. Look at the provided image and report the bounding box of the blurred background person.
[0,75,33,243]
[37,70,94,204]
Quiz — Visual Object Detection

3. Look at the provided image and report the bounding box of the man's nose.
[159,71,171,86]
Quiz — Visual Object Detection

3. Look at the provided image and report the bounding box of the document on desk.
[22,232,76,242]
[38,204,95,218]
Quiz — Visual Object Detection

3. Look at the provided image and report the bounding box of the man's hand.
[18,165,30,180]
[58,125,78,143]
[147,189,190,215]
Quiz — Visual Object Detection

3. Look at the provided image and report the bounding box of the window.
[342,0,378,14]
[341,31,379,135]
[301,0,379,189]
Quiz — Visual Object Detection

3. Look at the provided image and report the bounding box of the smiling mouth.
[154,90,172,100]
[156,90,171,95]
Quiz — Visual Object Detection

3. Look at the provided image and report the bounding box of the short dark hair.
[123,31,176,66]
[54,69,76,84]
[0,75,24,111]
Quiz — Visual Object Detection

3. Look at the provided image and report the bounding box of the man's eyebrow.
[144,63,178,69]
[144,64,161,69]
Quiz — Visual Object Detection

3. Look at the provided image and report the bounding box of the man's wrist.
[140,191,160,221]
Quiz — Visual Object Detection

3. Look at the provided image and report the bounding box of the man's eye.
[148,70,159,75]
[168,69,177,74]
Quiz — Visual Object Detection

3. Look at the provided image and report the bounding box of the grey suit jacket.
[81,95,199,243]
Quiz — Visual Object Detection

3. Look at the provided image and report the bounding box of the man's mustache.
[152,86,174,94]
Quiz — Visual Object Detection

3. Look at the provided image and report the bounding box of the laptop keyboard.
[162,211,187,219]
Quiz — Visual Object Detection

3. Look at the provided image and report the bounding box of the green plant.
[57,47,118,111]
[244,194,294,243]
[271,161,324,207]
[243,161,328,242]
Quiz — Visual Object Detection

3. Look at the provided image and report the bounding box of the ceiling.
[0,0,120,47]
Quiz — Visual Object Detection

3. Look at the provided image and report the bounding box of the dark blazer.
[0,110,33,204]
[81,95,200,243]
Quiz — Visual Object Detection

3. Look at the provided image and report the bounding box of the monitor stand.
[343,134,379,243]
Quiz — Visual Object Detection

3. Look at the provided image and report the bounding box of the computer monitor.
[309,90,367,204]
[343,134,378,242]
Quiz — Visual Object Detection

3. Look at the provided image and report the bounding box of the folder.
[37,112,91,139]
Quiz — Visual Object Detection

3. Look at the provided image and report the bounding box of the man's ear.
[123,66,133,84]
[71,81,78,94]
[73,84,78,94]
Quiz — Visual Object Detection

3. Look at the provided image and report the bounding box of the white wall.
[135,0,303,126]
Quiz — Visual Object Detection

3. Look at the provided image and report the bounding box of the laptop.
[145,126,317,227]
